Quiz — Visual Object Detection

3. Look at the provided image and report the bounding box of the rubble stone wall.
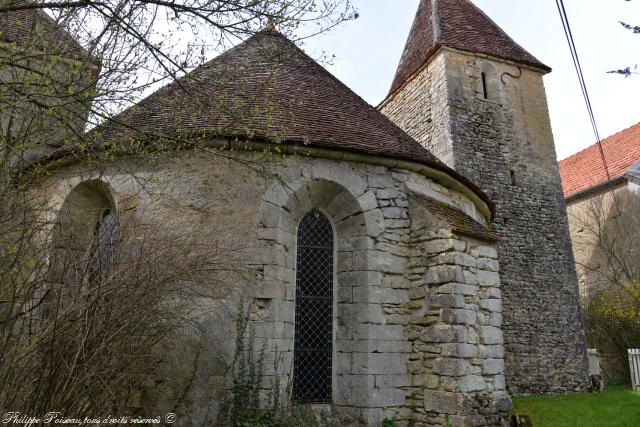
[381,48,590,395]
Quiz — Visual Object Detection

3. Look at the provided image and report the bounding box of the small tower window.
[509,170,517,186]
[481,72,489,99]
[293,210,334,404]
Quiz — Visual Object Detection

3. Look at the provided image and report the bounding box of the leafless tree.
[0,0,356,418]
[571,189,640,378]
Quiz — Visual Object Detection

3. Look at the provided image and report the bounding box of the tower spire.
[387,0,550,98]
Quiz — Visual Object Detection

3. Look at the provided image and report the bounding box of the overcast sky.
[302,0,640,160]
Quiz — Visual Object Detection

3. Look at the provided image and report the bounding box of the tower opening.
[481,72,489,99]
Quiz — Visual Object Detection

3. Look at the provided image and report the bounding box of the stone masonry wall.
[381,48,590,395]
[42,148,508,425]
[403,197,510,426]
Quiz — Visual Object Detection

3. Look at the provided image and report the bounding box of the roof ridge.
[431,0,441,43]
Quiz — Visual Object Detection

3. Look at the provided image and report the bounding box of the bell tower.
[380,0,590,395]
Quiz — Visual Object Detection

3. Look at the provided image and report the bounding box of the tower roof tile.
[387,0,550,98]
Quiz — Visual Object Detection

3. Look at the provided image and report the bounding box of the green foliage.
[511,385,640,427]
[217,304,321,427]
[583,283,640,370]
[382,418,397,427]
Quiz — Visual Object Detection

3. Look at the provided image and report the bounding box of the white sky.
[302,0,640,160]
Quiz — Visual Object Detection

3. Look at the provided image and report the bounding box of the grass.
[510,385,640,427]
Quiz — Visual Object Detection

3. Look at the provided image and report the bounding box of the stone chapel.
[2,0,590,425]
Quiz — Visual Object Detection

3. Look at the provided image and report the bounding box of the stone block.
[254,280,283,299]
[357,190,379,212]
[454,251,477,267]
[477,257,499,272]
[352,303,384,323]
[442,343,477,358]
[425,265,464,284]
[487,287,501,299]
[489,391,512,413]
[337,251,353,272]
[413,373,440,389]
[479,344,504,359]
[423,239,455,254]
[480,299,502,313]
[256,202,292,229]
[463,270,478,286]
[490,313,502,327]
[470,245,497,259]
[338,374,374,388]
[421,325,466,343]
[476,270,500,287]
[492,374,506,391]
[367,174,394,188]
[337,286,352,303]
[363,208,385,237]
[424,391,460,415]
[354,324,404,341]
[482,359,504,375]
[456,309,476,325]
[375,374,410,388]
[433,357,466,376]
[376,188,401,200]
[457,375,486,392]
[382,206,407,219]
[481,326,503,345]
[338,235,374,252]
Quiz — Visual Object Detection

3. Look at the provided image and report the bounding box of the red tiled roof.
[387,0,550,98]
[559,122,640,198]
[96,30,494,213]
[0,0,87,58]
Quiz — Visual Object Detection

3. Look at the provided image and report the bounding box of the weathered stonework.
[381,48,590,395]
[41,147,508,425]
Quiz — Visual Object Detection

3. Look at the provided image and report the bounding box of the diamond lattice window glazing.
[293,210,334,404]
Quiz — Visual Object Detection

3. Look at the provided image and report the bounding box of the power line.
[555,0,612,183]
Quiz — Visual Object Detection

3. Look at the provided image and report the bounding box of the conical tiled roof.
[388,0,550,97]
[96,30,492,211]
[0,0,88,58]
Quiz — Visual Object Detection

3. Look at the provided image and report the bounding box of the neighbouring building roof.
[0,0,88,58]
[95,29,494,213]
[559,122,640,199]
[387,0,550,98]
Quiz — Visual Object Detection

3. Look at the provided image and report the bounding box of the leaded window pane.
[88,208,119,283]
[293,210,334,404]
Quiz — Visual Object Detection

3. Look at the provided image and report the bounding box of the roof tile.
[0,0,87,58]
[410,191,499,241]
[559,122,640,198]
[97,30,493,212]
